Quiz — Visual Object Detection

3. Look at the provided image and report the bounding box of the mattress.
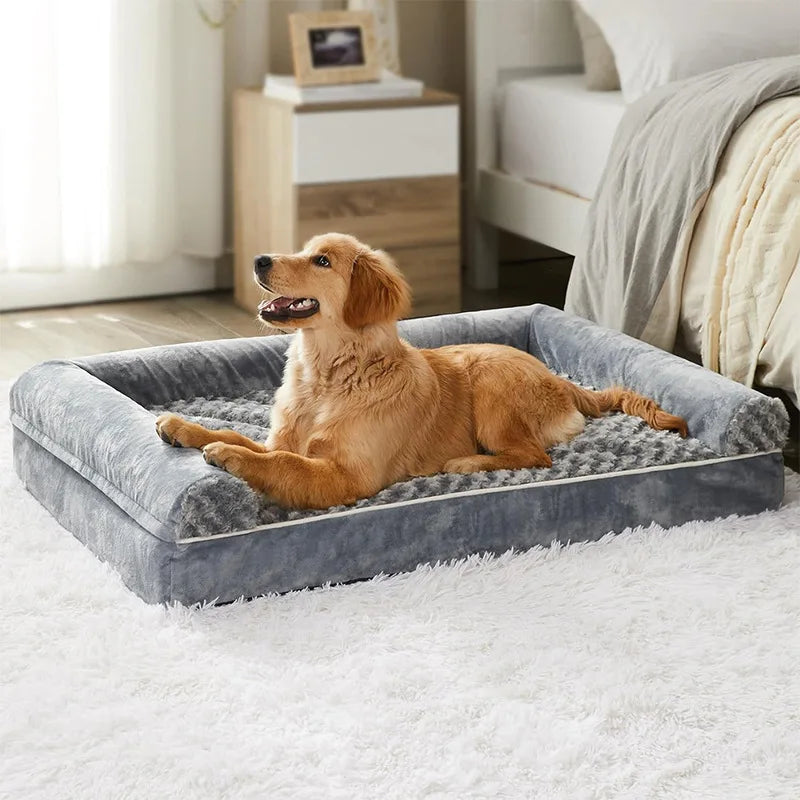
[498,74,627,200]
[10,305,789,605]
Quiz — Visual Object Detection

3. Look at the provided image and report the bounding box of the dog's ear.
[343,248,412,328]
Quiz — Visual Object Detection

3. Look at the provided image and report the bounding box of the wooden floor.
[0,293,264,380]
[1,258,573,380]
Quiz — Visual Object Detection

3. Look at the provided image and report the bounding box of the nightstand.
[233,88,461,317]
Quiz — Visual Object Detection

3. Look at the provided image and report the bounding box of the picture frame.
[289,10,381,87]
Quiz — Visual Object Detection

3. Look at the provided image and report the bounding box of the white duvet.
[680,96,800,404]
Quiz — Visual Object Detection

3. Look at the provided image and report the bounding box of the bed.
[466,0,800,405]
[10,305,788,604]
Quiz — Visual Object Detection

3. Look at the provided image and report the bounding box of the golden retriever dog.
[155,233,687,509]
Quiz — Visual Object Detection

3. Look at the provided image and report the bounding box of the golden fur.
[155,233,688,509]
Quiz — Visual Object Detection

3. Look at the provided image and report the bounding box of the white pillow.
[571,3,620,91]
[575,0,800,102]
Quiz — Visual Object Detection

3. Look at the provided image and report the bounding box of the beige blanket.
[680,97,800,404]
[566,60,800,405]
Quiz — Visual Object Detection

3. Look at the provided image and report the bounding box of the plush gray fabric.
[9,304,789,604]
[10,361,219,542]
[13,423,785,605]
[565,56,800,344]
[10,305,788,542]
[13,429,172,605]
[528,307,790,456]
[149,390,717,539]
[165,452,784,606]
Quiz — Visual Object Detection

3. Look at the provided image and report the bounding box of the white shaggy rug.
[2,384,800,800]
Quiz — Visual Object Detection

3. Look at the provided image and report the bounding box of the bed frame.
[465,0,587,288]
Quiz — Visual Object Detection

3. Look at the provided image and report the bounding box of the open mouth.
[258,296,320,321]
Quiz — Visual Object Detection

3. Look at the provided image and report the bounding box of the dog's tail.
[564,381,688,437]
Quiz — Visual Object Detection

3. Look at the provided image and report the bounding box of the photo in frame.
[289,10,381,87]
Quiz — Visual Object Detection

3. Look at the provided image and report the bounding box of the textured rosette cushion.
[10,306,788,605]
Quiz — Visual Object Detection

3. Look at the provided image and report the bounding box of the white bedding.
[576,0,800,103]
[498,74,626,200]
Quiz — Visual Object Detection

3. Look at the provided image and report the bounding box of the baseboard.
[0,255,221,311]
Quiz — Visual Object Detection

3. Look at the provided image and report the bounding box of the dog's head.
[253,233,411,331]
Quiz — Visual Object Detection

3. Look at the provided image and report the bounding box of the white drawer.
[293,105,459,185]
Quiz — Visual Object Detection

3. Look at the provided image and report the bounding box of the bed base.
[477,169,588,259]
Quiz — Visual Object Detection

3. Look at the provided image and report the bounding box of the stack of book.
[263,69,424,104]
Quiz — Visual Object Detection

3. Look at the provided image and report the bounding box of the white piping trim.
[176,451,781,544]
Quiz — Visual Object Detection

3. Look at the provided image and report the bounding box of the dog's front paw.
[155,413,186,447]
[202,442,245,474]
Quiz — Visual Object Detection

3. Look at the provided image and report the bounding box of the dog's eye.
[314,255,330,268]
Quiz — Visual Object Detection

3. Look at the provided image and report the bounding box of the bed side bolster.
[74,335,292,407]
[9,361,237,541]
[527,305,789,455]
[399,306,535,350]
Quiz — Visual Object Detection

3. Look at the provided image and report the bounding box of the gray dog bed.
[10,305,788,605]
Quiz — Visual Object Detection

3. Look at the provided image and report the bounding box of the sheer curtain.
[0,0,224,303]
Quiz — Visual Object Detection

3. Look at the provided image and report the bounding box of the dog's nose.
[254,255,272,276]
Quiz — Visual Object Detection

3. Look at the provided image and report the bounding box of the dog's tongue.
[259,296,294,312]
